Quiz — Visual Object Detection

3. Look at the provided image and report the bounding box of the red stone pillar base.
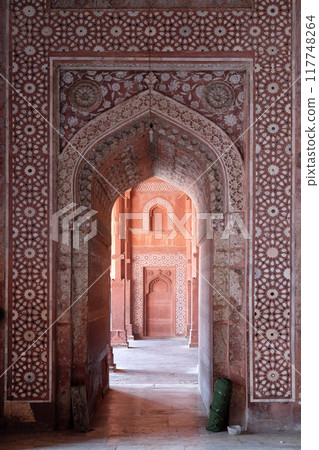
[111,330,128,347]
[188,329,198,347]
[125,324,134,340]
[108,346,116,372]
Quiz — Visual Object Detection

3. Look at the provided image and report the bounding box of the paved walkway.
[1,338,301,449]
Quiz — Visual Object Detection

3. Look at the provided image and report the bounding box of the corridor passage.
[99,338,205,438]
[1,338,300,449]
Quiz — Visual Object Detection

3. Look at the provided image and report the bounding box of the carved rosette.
[69,80,102,112]
[203,81,235,112]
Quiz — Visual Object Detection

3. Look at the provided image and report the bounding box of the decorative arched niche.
[149,205,167,232]
[145,271,175,337]
[143,197,174,232]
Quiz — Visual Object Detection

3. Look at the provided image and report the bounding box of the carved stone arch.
[56,89,248,426]
[58,90,244,214]
[75,117,224,215]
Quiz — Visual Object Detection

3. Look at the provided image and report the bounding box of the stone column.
[110,197,128,347]
[124,190,134,340]
[189,202,199,347]
[224,211,247,427]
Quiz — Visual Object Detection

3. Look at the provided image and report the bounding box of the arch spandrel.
[75,119,224,214]
[58,90,244,213]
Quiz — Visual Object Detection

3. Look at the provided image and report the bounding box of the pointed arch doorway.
[144,268,175,337]
[55,89,247,428]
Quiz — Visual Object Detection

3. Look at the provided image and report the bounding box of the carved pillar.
[124,190,134,340]
[56,228,73,428]
[185,196,193,337]
[189,202,199,347]
[111,279,128,346]
[212,228,230,380]
[186,280,191,337]
[110,197,128,347]
[223,211,247,427]
[189,276,199,347]
[209,211,247,427]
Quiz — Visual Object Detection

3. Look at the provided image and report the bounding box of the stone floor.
[1,338,301,449]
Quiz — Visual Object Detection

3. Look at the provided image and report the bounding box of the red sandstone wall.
[86,182,112,416]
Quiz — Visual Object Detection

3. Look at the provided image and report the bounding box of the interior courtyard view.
[0,0,302,448]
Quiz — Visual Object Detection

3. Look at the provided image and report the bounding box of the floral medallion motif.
[203,81,235,112]
[68,80,102,112]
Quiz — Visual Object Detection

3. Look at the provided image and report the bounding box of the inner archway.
[110,177,197,344]
[55,91,246,429]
